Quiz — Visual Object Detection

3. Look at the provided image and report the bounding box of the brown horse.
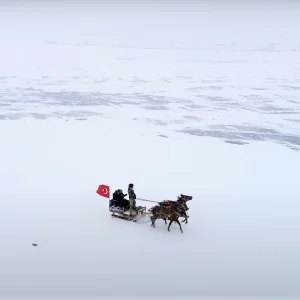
[159,200,188,225]
[160,194,192,225]
[149,204,184,233]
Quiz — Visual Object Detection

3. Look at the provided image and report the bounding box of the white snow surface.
[0,1,300,299]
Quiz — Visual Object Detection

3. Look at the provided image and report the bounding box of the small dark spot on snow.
[225,140,249,145]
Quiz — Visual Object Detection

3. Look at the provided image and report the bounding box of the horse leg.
[176,219,183,233]
[150,216,156,228]
[168,220,173,232]
[179,212,186,223]
[153,218,156,228]
[184,211,190,223]
[186,213,190,224]
[181,213,188,224]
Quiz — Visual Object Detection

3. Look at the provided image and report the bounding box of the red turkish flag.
[96,184,110,198]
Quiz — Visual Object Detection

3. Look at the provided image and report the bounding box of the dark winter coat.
[128,187,136,200]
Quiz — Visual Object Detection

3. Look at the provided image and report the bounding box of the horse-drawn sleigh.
[96,184,192,233]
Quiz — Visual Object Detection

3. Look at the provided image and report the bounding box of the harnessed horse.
[148,194,192,233]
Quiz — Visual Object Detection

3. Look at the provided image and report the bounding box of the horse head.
[178,194,193,201]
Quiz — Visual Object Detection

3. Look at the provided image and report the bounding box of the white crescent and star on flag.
[96,184,110,198]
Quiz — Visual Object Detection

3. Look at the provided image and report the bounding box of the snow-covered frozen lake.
[0,1,299,299]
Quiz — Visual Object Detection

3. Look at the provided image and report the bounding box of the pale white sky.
[0,1,299,46]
